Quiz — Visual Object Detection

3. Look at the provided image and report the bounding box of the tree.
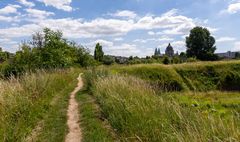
[103,55,115,65]
[94,43,104,62]
[235,52,240,59]
[186,26,217,61]
[0,48,11,63]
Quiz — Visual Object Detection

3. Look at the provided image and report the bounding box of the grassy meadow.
[0,69,80,142]
[0,60,240,142]
[80,60,240,141]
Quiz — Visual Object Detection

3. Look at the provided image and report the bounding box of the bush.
[115,65,187,92]
[163,56,170,65]
[187,57,198,62]
[0,63,24,78]
[218,72,240,91]
[103,55,115,65]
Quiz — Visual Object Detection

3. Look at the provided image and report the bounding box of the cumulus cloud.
[109,10,137,19]
[0,4,21,15]
[226,2,240,14]
[25,8,55,19]
[18,0,35,7]
[37,0,73,12]
[217,37,236,42]
[0,8,217,55]
[233,41,240,51]
[220,1,240,14]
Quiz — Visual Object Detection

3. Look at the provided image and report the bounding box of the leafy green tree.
[94,43,104,62]
[0,48,11,63]
[103,55,115,65]
[186,26,217,61]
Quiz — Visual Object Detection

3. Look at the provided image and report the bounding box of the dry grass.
[91,74,240,141]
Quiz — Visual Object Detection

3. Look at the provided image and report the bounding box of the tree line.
[0,26,239,78]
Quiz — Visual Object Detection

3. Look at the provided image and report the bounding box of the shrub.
[103,55,115,65]
[218,71,240,91]
[162,56,170,65]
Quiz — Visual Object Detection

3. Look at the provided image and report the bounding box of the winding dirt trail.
[65,73,83,142]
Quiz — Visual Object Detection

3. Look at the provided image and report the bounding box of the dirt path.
[65,73,83,142]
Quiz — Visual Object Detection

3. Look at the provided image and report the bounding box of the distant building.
[110,56,128,64]
[216,51,240,59]
[165,43,174,57]
[154,48,161,56]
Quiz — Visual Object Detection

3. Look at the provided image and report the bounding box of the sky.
[0,0,240,57]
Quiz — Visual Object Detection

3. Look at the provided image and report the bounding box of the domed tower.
[165,43,174,57]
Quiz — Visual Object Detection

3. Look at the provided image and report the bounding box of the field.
[81,60,240,141]
[0,69,80,141]
[0,61,240,141]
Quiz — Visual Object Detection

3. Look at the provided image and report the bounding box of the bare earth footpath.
[65,73,83,142]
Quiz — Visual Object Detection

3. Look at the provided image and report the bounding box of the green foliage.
[186,57,198,62]
[0,28,93,78]
[103,55,115,65]
[94,43,104,62]
[162,56,170,64]
[186,26,217,61]
[89,75,240,141]
[76,93,116,142]
[0,48,11,63]
[235,52,240,59]
[218,71,240,91]
[172,56,180,64]
[115,65,187,92]
[0,69,78,141]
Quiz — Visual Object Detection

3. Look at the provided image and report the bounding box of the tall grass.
[0,69,78,141]
[91,74,240,141]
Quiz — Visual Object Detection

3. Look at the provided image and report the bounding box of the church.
[165,43,174,57]
[154,43,175,57]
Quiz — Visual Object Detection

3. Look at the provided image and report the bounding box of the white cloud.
[37,0,73,12]
[109,10,137,19]
[217,37,236,42]
[0,4,21,15]
[233,41,240,51]
[148,31,155,35]
[0,8,217,56]
[18,0,35,7]
[114,37,123,41]
[220,1,240,14]
[134,9,196,35]
[91,39,114,47]
[161,8,178,17]
[25,8,55,19]
[226,2,240,14]
[0,8,212,39]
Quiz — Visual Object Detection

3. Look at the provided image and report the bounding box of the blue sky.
[0,0,240,57]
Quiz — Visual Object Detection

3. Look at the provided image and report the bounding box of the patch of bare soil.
[65,74,83,142]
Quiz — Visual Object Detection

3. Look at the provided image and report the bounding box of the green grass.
[165,91,240,116]
[89,74,240,141]
[82,61,240,141]
[76,91,117,142]
[0,69,79,142]
[109,60,240,92]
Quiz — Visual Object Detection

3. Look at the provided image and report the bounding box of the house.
[216,51,240,59]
